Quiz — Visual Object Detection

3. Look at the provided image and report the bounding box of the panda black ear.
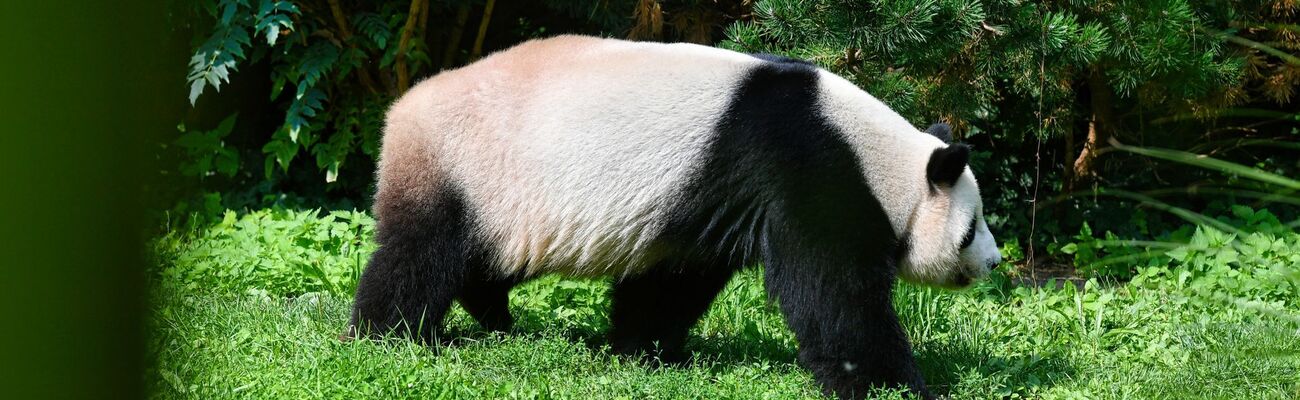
[924,122,952,143]
[927,144,969,186]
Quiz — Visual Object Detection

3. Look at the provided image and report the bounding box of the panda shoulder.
[736,53,821,92]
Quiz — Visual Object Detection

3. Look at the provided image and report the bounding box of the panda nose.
[987,260,1001,270]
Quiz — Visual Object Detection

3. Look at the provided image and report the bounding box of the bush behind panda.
[348,35,1001,399]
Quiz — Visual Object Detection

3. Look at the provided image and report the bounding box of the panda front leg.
[764,250,931,399]
[348,189,472,344]
[608,262,736,364]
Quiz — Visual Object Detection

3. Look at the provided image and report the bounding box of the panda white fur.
[349,35,1001,399]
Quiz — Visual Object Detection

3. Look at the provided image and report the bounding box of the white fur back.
[394,36,759,276]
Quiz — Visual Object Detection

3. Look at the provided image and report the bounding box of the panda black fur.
[349,35,1001,400]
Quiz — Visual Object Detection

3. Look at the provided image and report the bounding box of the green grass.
[147,274,827,399]
[148,210,1300,399]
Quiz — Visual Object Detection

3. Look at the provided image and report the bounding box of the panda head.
[896,123,1002,288]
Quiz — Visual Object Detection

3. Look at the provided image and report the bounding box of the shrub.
[152,209,375,296]
[1064,206,1300,307]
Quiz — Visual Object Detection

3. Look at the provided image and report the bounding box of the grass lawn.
[147,210,1300,399]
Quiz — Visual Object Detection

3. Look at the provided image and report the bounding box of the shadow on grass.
[435,303,795,370]
[683,324,1076,397]
[449,303,1075,397]
[683,332,798,367]
[375,283,1077,399]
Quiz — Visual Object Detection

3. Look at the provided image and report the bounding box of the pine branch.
[1208,28,1300,66]
[418,0,429,34]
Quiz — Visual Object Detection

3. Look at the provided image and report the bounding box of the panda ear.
[924,122,952,143]
[927,144,969,186]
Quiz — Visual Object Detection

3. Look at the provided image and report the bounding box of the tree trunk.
[394,0,427,95]
[441,4,472,69]
[326,0,380,95]
[1063,119,1076,192]
[1070,67,1114,190]
[469,0,497,62]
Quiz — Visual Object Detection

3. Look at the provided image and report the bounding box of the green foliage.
[998,240,1025,264]
[1063,206,1300,307]
[1138,208,1300,307]
[1058,222,1104,271]
[178,0,385,204]
[187,1,257,105]
[153,209,375,296]
[1052,133,1300,300]
[170,0,646,208]
[174,115,240,178]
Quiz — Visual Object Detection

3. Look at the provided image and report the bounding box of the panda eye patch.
[959,217,977,249]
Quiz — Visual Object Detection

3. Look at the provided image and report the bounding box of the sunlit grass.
[149,217,1300,399]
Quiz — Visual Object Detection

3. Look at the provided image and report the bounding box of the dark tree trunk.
[1070,66,1114,191]
[441,4,472,69]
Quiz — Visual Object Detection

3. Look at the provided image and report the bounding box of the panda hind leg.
[348,187,473,345]
[458,267,519,333]
[608,262,736,364]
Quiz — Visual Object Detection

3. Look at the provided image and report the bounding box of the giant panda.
[348,35,1001,399]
